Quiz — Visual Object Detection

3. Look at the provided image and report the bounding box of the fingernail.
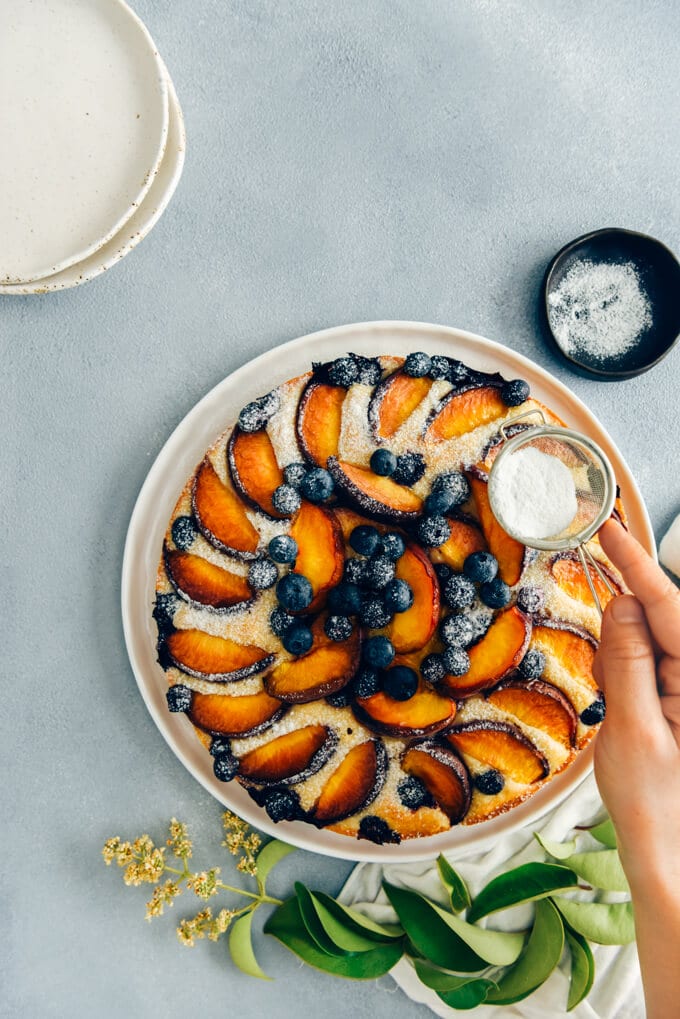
[609,595,644,623]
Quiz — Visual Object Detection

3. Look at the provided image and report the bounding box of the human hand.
[593,518,680,896]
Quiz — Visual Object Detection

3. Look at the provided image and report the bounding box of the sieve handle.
[499,408,547,438]
[576,543,618,617]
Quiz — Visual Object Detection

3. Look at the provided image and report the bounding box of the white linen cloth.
[340,773,645,1018]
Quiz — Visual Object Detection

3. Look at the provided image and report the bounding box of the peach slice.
[188,688,286,737]
[313,739,387,825]
[164,629,274,682]
[296,381,346,467]
[480,423,531,468]
[431,514,487,572]
[424,384,506,441]
[401,741,471,823]
[264,620,361,703]
[290,502,345,612]
[327,457,423,523]
[227,427,285,519]
[531,619,599,693]
[354,677,455,738]
[439,606,531,698]
[385,543,440,652]
[447,720,549,784]
[164,547,253,612]
[368,369,433,441]
[467,466,529,585]
[550,552,621,611]
[192,458,259,560]
[487,679,578,748]
[237,725,337,785]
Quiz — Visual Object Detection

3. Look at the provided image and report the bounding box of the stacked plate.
[0,0,185,295]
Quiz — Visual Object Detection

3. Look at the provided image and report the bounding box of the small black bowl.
[543,228,680,379]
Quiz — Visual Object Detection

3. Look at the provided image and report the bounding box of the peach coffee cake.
[153,351,625,845]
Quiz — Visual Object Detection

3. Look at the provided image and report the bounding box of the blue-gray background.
[3,1,679,1015]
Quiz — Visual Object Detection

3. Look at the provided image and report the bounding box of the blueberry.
[440,613,475,647]
[357,815,400,844]
[417,515,451,548]
[384,578,413,613]
[463,551,499,584]
[432,471,470,506]
[403,352,432,377]
[383,665,418,700]
[263,787,301,822]
[420,653,446,684]
[270,607,295,636]
[326,689,352,708]
[448,359,469,382]
[299,467,334,503]
[327,581,362,615]
[324,615,353,642]
[153,593,179,635]
[213,753,239,782]
[171,515,196,550]
[271,484,302,515]
[209,737,231,758]
[360,597,392,629]
[475,770,505,795]
[501,379,531,407]
[397,775,433,810]
[366,554,396,590]
[479,577,511,608]
[424,489,456,515]
[580,698,606,725]
[362,635,395,669]
[276,573,314,611]
[256,389,281,420]
[344,557,370,587]
[283,624,314,656]
[283,461,308,488]
[443,574,476,609]
[370,448,397,477]
[381,532,406,560]
[268,534,298,564]
[354,667,381,698]
[353,355,383,386]
[519,648,546,679]
[434,563,454,586]
[442,645,470,676]
[328,356,359,387]
[429,355,451,381]
[238,401,267,433]
[516,586,545,615]
[166,684,192,713]
[248,558,278,590]
[392,451,426,486]
[350,525,381,557]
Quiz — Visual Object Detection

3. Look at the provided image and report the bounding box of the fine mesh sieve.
[487,410,618,615]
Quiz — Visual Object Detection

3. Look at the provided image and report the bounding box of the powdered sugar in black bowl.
[543,228,680,379]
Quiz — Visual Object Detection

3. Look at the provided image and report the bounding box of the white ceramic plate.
[0,68,185,296]
[122,322,655,863]
[0,0,168,284]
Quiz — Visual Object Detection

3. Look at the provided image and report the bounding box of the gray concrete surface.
[3,1,679,1015]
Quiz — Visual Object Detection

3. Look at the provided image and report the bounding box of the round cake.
[153,351,625,845]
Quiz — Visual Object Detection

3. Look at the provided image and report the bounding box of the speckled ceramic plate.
[121,321,654,863]
[0,67,184,295]
[0,0,168,284]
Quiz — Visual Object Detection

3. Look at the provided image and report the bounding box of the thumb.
[594,595,663,729]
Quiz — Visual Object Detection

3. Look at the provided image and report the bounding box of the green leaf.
[589,818,618,849]
[255,839,296,884]
[437,855,472,913]
[552,897,635,945]
[229,911,271,980]
[311,891,403,941]
[384,882,524,969]
[295,883,345,956]
[308,893,384,953]
[565,926,595,1010]
[484,899,564,1005]
[414,958,497,1009]
[264,897,403,979]
[534,832,578,860]
[467,862,578,922]
[564,850,630,893]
